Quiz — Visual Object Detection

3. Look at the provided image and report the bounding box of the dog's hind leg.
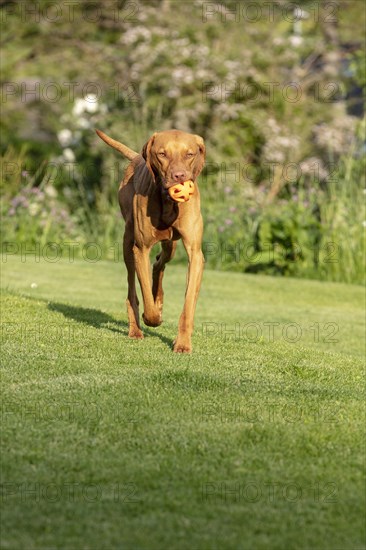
[123,226,143,339]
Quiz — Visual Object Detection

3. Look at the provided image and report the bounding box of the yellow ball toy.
[168,180,195,203]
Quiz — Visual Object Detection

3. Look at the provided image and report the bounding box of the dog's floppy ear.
[193,134,206,180]
[142,133,157,181]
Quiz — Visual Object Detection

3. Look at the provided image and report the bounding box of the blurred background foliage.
[1,0,365,283]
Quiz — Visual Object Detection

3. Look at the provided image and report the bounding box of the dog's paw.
[173,338,192,354]
[128,327,144,339]
[142,312,162,327]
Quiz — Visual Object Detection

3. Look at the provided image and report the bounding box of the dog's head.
[142,129,205,189]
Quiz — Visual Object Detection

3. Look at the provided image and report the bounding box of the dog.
[96,128,206,353]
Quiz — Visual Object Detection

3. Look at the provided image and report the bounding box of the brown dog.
[96,129,206,353]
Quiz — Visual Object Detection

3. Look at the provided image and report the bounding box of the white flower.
[72,96,99,116]
[120,26,151,45]
[363,221,366,228]
[167,88,181,98]
[63,148,75,162]
[215,103,242,121]
[197,45,209,57]
[57,129,72,147]
[76,117,91,129]
[300,157,329,181]
[313,116,357,155]
[289,35,303,47]
[45,185,57,198]
[174,38,190,47]
[30,283,38,289]
[294,7,309,20]
[267,118,280,131]
[73,98,85,116]
[172,66,195,85]
[84,94,99,113]
[29,203,40,216]
[277,137,292,148]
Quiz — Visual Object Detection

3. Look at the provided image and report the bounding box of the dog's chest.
[134,192,178,237]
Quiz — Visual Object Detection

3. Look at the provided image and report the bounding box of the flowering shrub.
[1,0,365,282]
[3,182,81,245]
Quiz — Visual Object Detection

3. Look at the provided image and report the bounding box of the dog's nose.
[172,171,186,182]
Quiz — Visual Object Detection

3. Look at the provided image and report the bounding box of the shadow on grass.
[47,301,173,349]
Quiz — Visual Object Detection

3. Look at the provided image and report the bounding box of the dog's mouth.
[162,180,187,190]
[165,180,196,203]
[160,178,195,202]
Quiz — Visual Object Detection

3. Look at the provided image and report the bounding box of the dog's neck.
[147,172,184,229]
[158,184,179,228]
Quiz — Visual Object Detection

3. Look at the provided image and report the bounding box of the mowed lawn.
[1,253,365,550]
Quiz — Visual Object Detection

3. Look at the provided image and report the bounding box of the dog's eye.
[186,152,195,158]
[158,152,166,158]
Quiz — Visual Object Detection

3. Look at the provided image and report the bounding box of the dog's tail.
[95,129,139,161]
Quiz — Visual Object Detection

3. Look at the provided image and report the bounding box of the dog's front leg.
[174,233,204,354]
[133,244,163,328]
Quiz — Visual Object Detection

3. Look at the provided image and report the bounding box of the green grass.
[1,254,365,550]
